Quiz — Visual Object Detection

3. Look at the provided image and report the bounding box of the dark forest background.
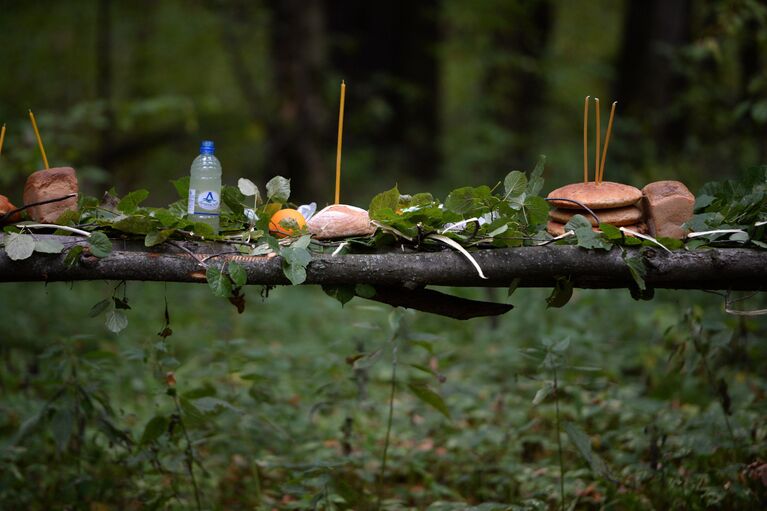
[0,0,765,205]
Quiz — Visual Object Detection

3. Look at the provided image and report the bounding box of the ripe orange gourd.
[268,209,306,238]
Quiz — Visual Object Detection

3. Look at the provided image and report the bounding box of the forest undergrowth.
[1,283,765,510]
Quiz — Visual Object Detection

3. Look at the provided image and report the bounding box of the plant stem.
[553,366,566,511]
[377,343,398,511]
[173,395,202,511]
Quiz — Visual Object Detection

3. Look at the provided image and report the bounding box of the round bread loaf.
[307,204,376,239]
[546,181,642,210]
[548,204,642,227]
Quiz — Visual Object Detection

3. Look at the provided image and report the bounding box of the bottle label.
[187,189,196,215]
[196,190,220,211]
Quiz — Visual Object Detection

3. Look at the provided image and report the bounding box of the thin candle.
[29,110,49,169]
[334,80,346,205]
[594,98,600,185]
[583,96,589,183]
[599,101,617,184]
[0,124,6,156]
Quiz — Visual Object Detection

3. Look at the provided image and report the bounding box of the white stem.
[20,224,91,237]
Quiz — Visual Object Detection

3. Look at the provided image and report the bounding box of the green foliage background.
[1,0,766,509]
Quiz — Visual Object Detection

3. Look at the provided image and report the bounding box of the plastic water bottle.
[187,140,222,233]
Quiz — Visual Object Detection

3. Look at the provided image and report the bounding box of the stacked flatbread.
[546,181,645,236]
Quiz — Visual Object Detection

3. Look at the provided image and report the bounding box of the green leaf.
[140,415,168,445]
[407,383,451,419]
[553,338,570,352]
[266,176,291,202]
[445,186,492,215]
[524,196,550,227]
[564,421,615,481]
[34,239,65,254]
[63,245,83,267]
[622,253,647,291]
[565,214,592,231]
[87,232,112,258]
[222,185,246,216]
[527,154,546,196]
[292,234,312,250]
[144,229,173,247]
[228,261,247,287]
[574,228,611,250]
[368,186,400,220]
[105,309,128,333]
[151,208,180,228]
[50,407,74,452]
[206,266,233,297]
[354,283,376,298]
[111,215,155,235]
[191,397,240,415]
[546,277,573,308]
[171,176,190,199]
[191,222,216,239]
[88,299,112,318]
[508,277,521,297]
[117,189,149,214]
[5,233,35,260]
[599,223,622,240]
[322,285,356,305]
[504,170,528,198]
[282,246,311,267]
[282,259,307,285]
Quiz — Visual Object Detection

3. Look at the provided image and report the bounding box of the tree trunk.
[264,0,329,202]
[326,0,441,180]
[484,0,553,170]
[2,235,765,292]
[614,0,692,156]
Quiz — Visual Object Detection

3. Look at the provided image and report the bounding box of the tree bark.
[2,235,766,292]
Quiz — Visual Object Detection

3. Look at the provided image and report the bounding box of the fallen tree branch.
[1,235,766,291]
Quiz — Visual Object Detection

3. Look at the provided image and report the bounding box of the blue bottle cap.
[200,140,215,155]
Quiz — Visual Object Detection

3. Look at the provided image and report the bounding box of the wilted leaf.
[105,309,128,333]
[266,176,290,202]
[34,239,65,254]
[532,381,553,405]
[5,233,35,260]
[88,299,112,318]
[238,178,259,197]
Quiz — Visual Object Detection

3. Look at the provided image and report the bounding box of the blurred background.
[2,1,767,509]
[0,0,765,206]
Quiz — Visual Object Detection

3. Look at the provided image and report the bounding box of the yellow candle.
[594,98,600,185]
[583,96,589,183]
[29,110,49,169]
[334,80,346,205]
[599,101,617,184]
[0,124,5,157]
